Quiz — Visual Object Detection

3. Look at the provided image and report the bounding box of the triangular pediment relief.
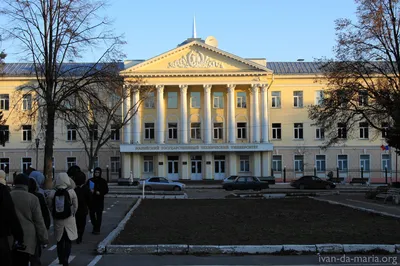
[121,41,272,76]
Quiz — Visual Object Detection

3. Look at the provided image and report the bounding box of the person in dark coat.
[73,171,91,244]
[67,165,81,183]
[86,167,108,234]
[0,182,24,266]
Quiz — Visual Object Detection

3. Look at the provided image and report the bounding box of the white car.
[138,177,186,191]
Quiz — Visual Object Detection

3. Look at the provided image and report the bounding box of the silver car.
[138,177,186,191]
[222,175,239,184]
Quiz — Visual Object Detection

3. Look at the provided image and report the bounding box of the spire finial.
[192,15,197,38]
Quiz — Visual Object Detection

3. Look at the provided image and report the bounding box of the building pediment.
[121,41,272,77]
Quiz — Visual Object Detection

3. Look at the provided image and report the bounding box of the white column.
[253,152,261,177]
[132,154,141,179]
[132,89,141,144]
[204,84,212,144]
[251,84,260,142]
[261,84,269,143]
[156,85,165,144]
[122,153,131,179]
[227,84,236,143]
[123,85,131,144]
[179,85,188,144]
[261,151,271,177]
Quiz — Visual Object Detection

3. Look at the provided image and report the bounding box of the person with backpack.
[87,167,108,235]
[47,173,78,266]
[73,171,91,244]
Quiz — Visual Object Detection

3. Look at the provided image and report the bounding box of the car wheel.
[325,185,331,190]
[299,184,305,190]
[144,186,152,191]
[173,186,181,191]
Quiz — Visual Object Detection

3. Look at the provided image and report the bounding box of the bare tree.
[308,0,400,148]
[0,0,124,186]
[63,80,151,173]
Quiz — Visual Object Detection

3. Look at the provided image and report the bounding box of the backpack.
[52,188,72,220]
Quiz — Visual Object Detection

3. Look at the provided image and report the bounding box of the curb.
[311,197,400,219]
[97,198,142,254]
[106,194,188,199]
[104,244,399,255]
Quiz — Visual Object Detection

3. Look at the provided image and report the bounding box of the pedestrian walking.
[47,173,78,266]
[29,171,45,195]
[87,167,108,234]
[0,170,10,192]
[74,171,92,244]
[0,181,24,266]
[10,174,48,266]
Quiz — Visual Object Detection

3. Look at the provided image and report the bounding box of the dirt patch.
[113,198,400,245]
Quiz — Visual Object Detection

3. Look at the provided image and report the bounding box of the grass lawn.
[113,198,400,245]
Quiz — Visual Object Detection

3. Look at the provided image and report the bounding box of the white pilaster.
[181,153,189,179]
[261,151,271,177]
[204,84,212,144]
[132,89,141,144]
[179,85,188,144]
[156,85,165,144]
[133,154,141,179]
[253,152,261,177]
[228,153,237,176]
[205,152,213,179]
[123,85,131,144]
[261,84,269,143]
[122,153,131,179]
[157,153,165,177]
[251,84,260,142]
[227,84,236,143]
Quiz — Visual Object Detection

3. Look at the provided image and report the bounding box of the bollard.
[283,166,286,183]
[106,165,109,183]
[52,166,55,180]
[385,167,388,184]
[361,167,364,181]
[314,167,317,176]
[142,180,145,199]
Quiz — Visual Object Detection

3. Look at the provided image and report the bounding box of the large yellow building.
[0,35,396,182]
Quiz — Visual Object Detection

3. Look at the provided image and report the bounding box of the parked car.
[137,177,186,191]
[222,176,269,191]
[290,175,336,189]
[258,176,276,184]
[222,175,239,184]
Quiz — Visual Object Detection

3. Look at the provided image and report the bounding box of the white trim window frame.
[22,94,32,111]
[272,155,282,172]
[337,123,347,139]
[294,123,303,140]
[168,123,178,140]
[0,94,9,111]
[360,154,370,172]
[144,123,155,140]
[359,122,369,139]
[22,125,32,141]
[382,154,391,172]
[293,91,303,108]
[239,155,250,172]
[213,122,223,139]
[237,122,247,139]
[213,92,224,109]
[315,155,326,172]
[236,92,246,108]
[110,156,120,173]
[66,157,77,170]
[294,155,304,172]
[143,156,154,173]
[315,90,324,105]
[271,91,281,108]
[190,122,201,139]
[315,127,325,140]
[272,123,281,140]
[67,125,77,141]
[190,92,201,108]
[21,157,32,173]
[337,155,348,172]
[144,92,155,109]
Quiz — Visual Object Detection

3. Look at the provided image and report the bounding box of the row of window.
[272,154,391,172]
[0,156,121,173]
[0,94,32,111]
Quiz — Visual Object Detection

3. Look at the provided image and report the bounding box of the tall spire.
[192,15,197,38]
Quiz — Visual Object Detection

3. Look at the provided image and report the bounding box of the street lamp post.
[35,137,40,170]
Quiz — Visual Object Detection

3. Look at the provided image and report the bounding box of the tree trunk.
[43,105,55,189]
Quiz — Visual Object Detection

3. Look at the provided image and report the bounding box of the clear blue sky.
[1,0,359,63]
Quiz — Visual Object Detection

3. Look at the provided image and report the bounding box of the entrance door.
[214,155,226,180]
[167,156,179,180]
[191,155,202,180]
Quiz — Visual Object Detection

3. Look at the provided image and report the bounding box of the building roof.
[266,62,323,75]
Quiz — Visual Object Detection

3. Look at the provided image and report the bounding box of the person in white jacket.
[47,173,78,266]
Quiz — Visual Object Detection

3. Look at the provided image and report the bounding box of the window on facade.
[213,122,223,139]
[22,125,32,141]
[167,92,178,108]
[294,123,303,139]
[293,91,303,107]
[0,158,9,174]
[144,123,155,139]
[236,92,247,108]
[239,155,250,172]
[272,155,282,172]
[382,122,389,138]
[144,92,155,108]
[294,155,304,172]
[190,92,201,108]
[0,125,9,143]
[190,123,201,139]
[382,154,391,171]
[316,155,326,172]
[111,125,120,141]
[213,92,224,108]
[271,91,281,108]
[66,157,77,170]
[93,157,99,169]
[143,156,154,173]
[64,95,76,109]
[67,125,77,141]
[272,123,281,140]
[337,155,348,171]
[358,90,368,106]
[0,94,9,111]
[168,123,178,139]
[237,122,247,139]
[22,157,31,173]
[22,94,32,110]
[359,122,369,139]
[360,154,370,171]
[315,127,325,140]
[315,90,324,105]
[89,124,98,141]
[110,156,120,173]
[337,123,347,139]
[108,94,120,108]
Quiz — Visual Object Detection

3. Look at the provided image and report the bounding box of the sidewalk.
[40,197,136,265]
